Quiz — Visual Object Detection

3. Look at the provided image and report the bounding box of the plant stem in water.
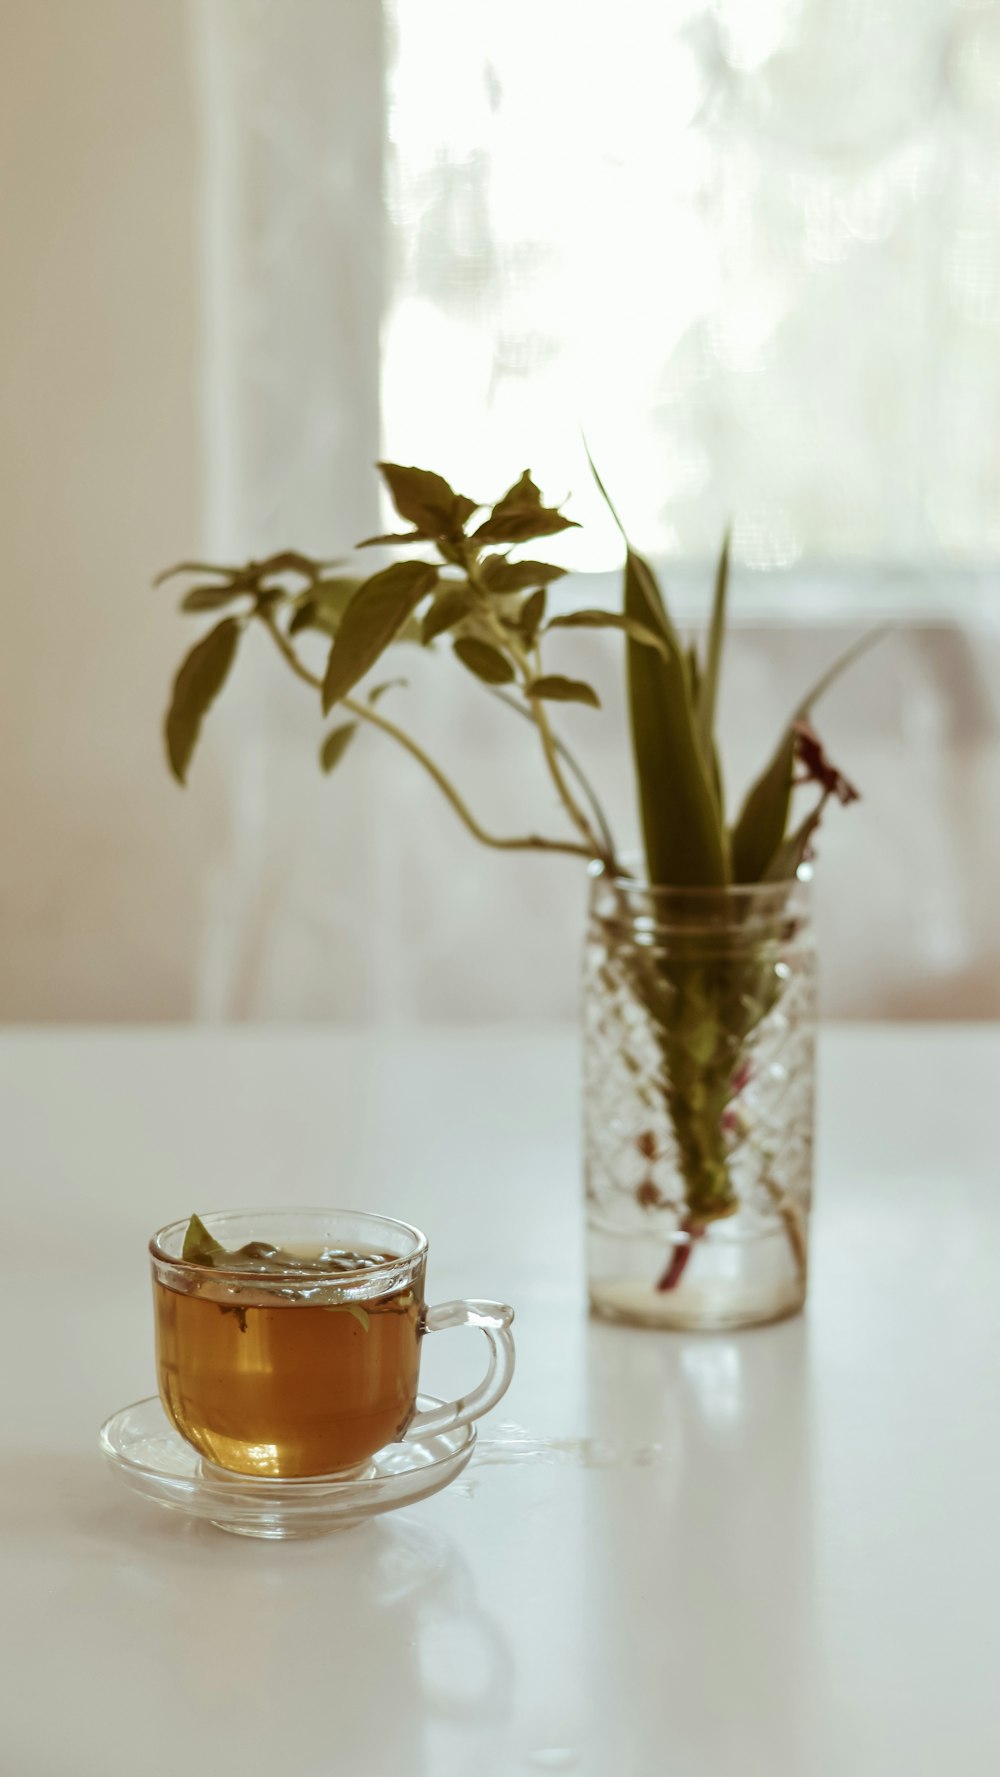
[656,1219,702,1291]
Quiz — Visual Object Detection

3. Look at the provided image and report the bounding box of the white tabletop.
[2,1023,999,1777]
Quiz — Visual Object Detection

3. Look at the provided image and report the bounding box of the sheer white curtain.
[190,0,1000,1021]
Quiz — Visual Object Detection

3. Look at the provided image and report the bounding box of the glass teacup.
[150,1209,515,1479]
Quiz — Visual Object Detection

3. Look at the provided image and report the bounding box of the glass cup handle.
[405,1299,515,1441]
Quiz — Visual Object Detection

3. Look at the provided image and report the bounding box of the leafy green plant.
[157,461,875,1289]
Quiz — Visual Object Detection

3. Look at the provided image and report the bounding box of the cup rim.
[149,1206,428,1285]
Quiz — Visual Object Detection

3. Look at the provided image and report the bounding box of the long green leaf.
[697,529,729,757]
[729,730,796,883]
[587,445,726,883]
[624,550,728,886]
[164,617,241,784]
[793,624,888,721]
[762,799,826,883]
[586,444,728,881]
[730,625,886,882]
[688,643,726,831]
[322,561,437,713]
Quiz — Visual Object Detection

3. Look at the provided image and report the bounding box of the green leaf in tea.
[322,560,438,713]
[320,723,358,773]
[453,637,516,684]
[377,462,478,538]
[326,1303,371,1332]
[528,674,601,708]
[165,616,242,784]
[182,1213,228,1265]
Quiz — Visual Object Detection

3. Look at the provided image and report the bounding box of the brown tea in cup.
[150,1211,515,1479]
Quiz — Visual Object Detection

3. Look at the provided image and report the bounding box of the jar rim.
[588,855,812,902]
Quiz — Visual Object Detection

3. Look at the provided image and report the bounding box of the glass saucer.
[99,1396,476,1539]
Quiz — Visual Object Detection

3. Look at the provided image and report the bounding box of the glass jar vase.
[583,866,817,1331]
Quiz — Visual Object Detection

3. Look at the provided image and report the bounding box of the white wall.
[0,0,224,1018]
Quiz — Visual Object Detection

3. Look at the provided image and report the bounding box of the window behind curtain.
[384,0,1000,568]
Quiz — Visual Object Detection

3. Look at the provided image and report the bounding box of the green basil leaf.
[520,587,547,640]
[528,674,601,708]
[154,560,243,587]
[253,550,324,580]
[377,462,478,536]
[472,471,580,545]
[288,600,317,636]
[164,617,241,784]
[356,530,434,549]
[322,561,438,713]
[474,510,579,545]
[288,576,361,637]
[479,557,567,592]
[180,586,246,613]
[319,723,358,772]
[368,678,408,705]
[453,637,516,684]
[421,587,474,645]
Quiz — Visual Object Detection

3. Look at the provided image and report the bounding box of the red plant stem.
[656,1219,702,1292]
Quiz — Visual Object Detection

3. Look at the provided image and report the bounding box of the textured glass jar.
[584,866,817,1331]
